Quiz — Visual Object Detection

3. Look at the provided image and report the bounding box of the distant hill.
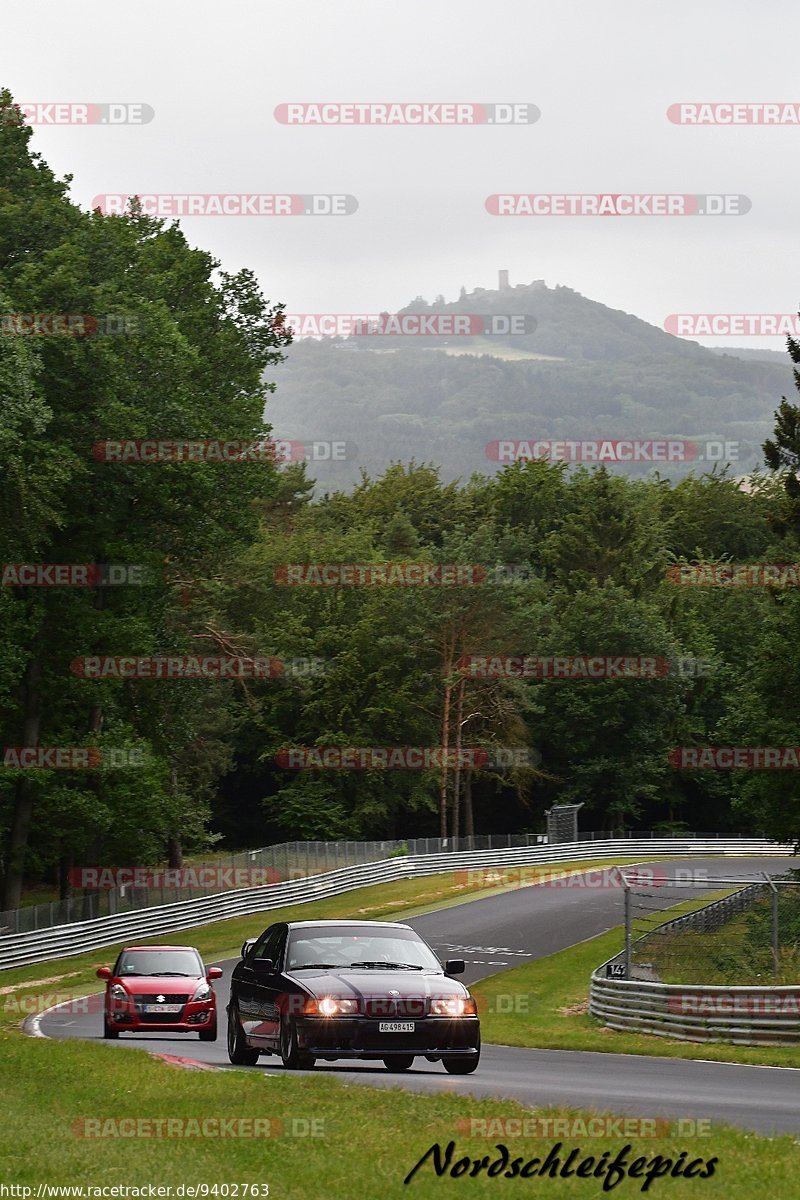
[710,346,789,365]
[265,279,793,491]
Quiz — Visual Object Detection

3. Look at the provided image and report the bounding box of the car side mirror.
[252,957,275,975]
[96,967,112,980]
[444,959,465,975]
[207,966,223,980]
[241,938,256,959]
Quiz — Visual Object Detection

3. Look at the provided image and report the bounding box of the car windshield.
[115,950,203,977]
[285,926,441,972]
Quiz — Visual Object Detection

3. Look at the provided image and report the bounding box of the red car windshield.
[115,950,203,977]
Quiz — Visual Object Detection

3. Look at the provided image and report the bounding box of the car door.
[255,925,288,1049]
[235,926,274,1037]
[247,924,286,1048]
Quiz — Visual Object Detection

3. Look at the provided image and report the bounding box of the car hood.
[112,977,205,994]
[289,970,468,1000]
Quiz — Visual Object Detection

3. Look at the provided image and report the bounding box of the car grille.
[132,994,190,1005]
[131,993,190,1021]
[363,998,426,1019]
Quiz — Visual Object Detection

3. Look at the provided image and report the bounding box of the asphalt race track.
[31,857,800,1136]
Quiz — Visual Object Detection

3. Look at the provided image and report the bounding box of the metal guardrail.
[589,975,800,1046]
[590,879,800,1045]
[0,837,793,971]
[0,829,766,937]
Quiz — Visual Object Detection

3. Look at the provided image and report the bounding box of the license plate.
[379,1021,415,1033]
[143,1003,182,1013]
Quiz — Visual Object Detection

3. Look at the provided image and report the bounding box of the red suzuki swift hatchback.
[97,945,223,1040]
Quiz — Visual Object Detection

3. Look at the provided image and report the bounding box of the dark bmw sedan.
[227,919,480,1073]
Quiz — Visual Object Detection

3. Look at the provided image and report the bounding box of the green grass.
[472,927,800,1068]
[2,1034,799,1195]
[13,883,62,910]
[3,858,799,1194]
[643,897,800,986]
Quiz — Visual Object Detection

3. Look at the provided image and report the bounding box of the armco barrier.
[590,972,800,1046]
[590,879,800,1045]
[0,837,793,971]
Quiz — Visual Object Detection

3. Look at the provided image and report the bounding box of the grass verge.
[643,896,800,986]
[472,927,800,1068]
[2,1034,798,1196]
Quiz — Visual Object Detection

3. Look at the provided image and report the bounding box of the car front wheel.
[199,1017,218,1042]
[383,1056,414,1071]
[280,1018,316,1070]
[442,1053,480,1074]
[103,1018,119,1040]
[227,1005,259,1065]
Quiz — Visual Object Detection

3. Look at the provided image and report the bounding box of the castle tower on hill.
[498,269,510,291]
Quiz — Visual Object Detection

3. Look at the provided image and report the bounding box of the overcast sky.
[1,1,797,347]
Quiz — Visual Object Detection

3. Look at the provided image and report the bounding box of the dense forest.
[2,88,800,909]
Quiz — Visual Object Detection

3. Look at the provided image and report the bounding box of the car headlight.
[429,996,477,1017]
[305,996,359,1017]
[109,984,129,1002]
[192,983,212,1002]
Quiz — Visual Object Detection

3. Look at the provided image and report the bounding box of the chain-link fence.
[0,830,785,939]
[621,869,800,985]
[0,833,546,935]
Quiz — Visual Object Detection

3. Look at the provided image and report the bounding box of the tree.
[0,91,291,905]
[763,335,800,537]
